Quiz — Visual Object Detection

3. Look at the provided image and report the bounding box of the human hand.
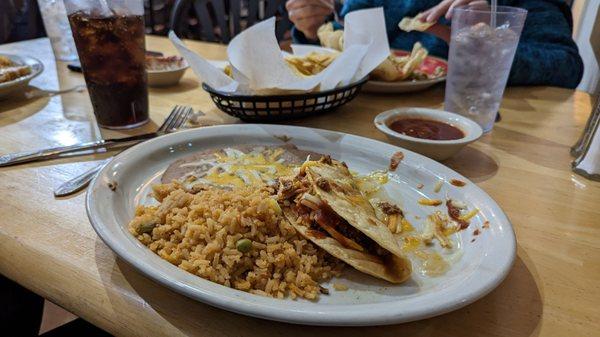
[420,0,489,23]
[286,0,335,40]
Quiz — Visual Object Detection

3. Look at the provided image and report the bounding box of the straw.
[98,0,117,16]
[490,0,497,29]
[98,0,110,13]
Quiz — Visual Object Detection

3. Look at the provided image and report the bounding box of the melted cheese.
[200,148,295,188]
[355,170,389,196]
[402,236,421,252]
[415,251,450,276]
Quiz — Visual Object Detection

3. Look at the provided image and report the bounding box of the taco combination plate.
[87,124,515,326]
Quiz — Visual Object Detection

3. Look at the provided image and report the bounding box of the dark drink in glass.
[68,10,148,129]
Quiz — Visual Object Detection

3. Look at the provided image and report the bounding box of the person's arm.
[290,0,377,44]
[287,0,335,43]
[507,0,583,88]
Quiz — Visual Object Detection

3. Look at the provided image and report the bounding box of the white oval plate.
[363,50,447,94]
[0,53,44,99]
[363,75,445,94]
[86,124,515,326]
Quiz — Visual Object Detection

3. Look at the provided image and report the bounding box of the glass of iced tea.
[64,0,148,129]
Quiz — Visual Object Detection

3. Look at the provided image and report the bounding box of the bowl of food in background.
[364,47,447,93]
[317,23,447,94]
[146,55,188,87]
[0,54,44,99]
[374,108,483,161]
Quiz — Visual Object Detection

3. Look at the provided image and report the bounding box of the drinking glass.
[444,6,527,132]
[37,0,78,61]
[64,0,149,129]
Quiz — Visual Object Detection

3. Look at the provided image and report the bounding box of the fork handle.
[0,133,157,167]
[54,162,106,197]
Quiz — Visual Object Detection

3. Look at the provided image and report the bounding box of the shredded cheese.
[433,180,443,193]
[418,198,442,206]
[459,208,479,221]
[199,149,295,188]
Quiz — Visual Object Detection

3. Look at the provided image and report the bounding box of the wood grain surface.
[0,37,598,337]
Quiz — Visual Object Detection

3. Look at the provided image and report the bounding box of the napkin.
[169,32,238,92]
[343,7,391,81]
[169,7,390,95]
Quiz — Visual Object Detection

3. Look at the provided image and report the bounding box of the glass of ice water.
[444,6,527,132]
[37,0,79,61]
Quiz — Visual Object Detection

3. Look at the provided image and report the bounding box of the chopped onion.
[300,194,322,210]
[451,200,468,209]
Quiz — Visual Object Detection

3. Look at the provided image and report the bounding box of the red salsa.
[389,118,464,140]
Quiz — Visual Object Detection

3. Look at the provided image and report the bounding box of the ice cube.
[470,22,493,38]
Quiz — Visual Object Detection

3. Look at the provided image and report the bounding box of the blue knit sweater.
[292,0,584,88]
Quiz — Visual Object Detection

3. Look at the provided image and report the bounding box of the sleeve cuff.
[291,26,320,45]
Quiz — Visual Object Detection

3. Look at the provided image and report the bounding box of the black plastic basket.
[202,78,368,122]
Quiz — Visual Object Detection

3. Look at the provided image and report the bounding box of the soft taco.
[277,156,412,283]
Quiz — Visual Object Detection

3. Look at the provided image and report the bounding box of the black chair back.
[170,0,292,43]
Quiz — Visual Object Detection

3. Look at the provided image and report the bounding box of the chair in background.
[169,0,292,43]
[145,0,176,35]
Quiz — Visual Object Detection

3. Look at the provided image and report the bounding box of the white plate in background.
[0,54,44,99]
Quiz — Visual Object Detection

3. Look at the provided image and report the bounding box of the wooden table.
[1,36,599,337]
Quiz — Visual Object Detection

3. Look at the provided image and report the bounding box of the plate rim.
[86,124,516,326]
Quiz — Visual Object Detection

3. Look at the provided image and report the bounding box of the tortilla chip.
[399,15,434,32]
[317,22,344,51]
[284,52,339,76]
[370,56,401,82]
[397,42,428,80]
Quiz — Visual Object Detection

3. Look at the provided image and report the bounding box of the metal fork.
[25,84,87,99]
[53,106,192,197]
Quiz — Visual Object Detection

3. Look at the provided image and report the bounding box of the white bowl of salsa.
[374,108,483,161]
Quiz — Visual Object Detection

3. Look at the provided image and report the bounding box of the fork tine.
[177,106,193,128]
[166,105,187,131]
[167,105,185,131]
[157,105,181,132]
[170,106,192,131]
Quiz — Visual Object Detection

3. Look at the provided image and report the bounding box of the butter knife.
[0,132,157,167]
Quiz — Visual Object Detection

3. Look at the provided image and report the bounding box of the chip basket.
[202,78,368,122]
